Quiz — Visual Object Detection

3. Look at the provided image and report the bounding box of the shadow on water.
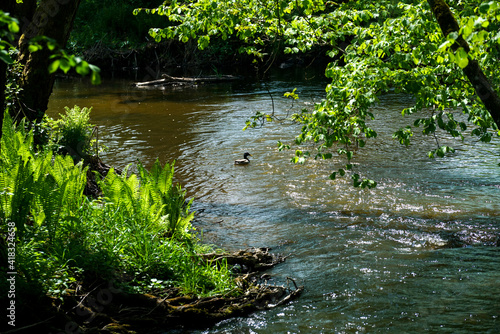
[48,68,500,333]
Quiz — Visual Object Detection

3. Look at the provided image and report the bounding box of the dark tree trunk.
[15,0,81,123]
[0,60,6,135]
[428,0,500,128]
[0,0,18,140]
[0,0,17,16]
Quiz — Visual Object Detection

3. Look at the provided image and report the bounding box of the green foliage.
[0,10,19,65]
[138,160,195,237]
[98,159,194,238]
[0,112,87,239]
[69,0,168,52]
[73,199,233,296]
[0,112,235,300]
[23,35,101,85]
[4,60,23,110]
[136,0,328,59]
[142,0,500,187]
[48,50,101,85]
[42,105,96,161]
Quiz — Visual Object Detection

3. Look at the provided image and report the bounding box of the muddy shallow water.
[48,69,500,333]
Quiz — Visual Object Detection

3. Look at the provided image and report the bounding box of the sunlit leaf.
[91,71,101,85]
[59,58,71,73]
[8,21,19,33]
[456,47,469,68]
[29,44,41,53]
[48,60,60,74]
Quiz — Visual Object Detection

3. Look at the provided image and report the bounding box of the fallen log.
[200,247,287,272]
[135,74,241,87]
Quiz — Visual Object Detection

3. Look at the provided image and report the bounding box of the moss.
[428,0,460,36]
[428,0,471,53]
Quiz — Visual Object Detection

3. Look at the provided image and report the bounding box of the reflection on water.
[48,69,500,333]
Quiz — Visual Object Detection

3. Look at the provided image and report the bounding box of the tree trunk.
[0,0,17,16]
[15,0,81,123]
[1,0,19,140]
[0,60,6,136]
[428,0,500,129]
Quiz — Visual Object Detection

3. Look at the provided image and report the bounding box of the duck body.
[235,152,252,165]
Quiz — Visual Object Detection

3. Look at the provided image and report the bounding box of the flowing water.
[48,69,500,333]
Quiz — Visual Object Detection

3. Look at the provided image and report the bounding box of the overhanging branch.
[428,0,500,129]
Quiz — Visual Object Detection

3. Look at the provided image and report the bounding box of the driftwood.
[135,73,241,87]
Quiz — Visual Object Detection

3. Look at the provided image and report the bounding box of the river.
[48,68,500,333]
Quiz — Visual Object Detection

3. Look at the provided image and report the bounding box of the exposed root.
[200,247,287,272]
[83,155,121,198]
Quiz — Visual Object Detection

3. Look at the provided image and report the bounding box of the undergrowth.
[68,0,168,53]
[39,105,108,164]
[0,110,235,303]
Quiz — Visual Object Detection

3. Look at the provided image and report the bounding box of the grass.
[0,109,236,304]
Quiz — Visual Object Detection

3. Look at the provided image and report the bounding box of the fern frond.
[158,160,174,195]
[0,165,14,220]
[1,111,17,165]
[10,157,35,237]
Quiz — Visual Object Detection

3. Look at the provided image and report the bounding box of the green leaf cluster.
[0,113,87,240]
[138,0,329,58]
[48,50,101,85]
[15,34,102,85]
[141,1,500,187]
[0,10,19,65]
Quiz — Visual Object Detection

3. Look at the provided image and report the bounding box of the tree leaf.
[48,59,60,74]
[91,71,101,85]
[456,47,469,68]
[0,50,14,64]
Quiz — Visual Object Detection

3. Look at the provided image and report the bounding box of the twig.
[73,283,104,310]
[3,317,56,334]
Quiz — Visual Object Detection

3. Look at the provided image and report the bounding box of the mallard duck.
[234,152,252,165]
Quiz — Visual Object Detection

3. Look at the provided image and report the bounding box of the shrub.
[58,105,94,160]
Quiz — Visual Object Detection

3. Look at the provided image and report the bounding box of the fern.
[0,112,88,240]
[9,157,35,237]
[1,111,19,166]
[136,160,193,237]
[137,160,164,220]
[0,164,11,222]
[99,166,142,217]
[97,168,122,205]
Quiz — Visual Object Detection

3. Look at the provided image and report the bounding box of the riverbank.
[7,248,302,334]
[72,37,331,79]
[0,110,303,334]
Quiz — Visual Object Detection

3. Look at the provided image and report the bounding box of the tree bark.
[428,0,500,129]
[15,0,81,123]
[0,0,17,15]
[1,0,19,139]
[0,60,6,135]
